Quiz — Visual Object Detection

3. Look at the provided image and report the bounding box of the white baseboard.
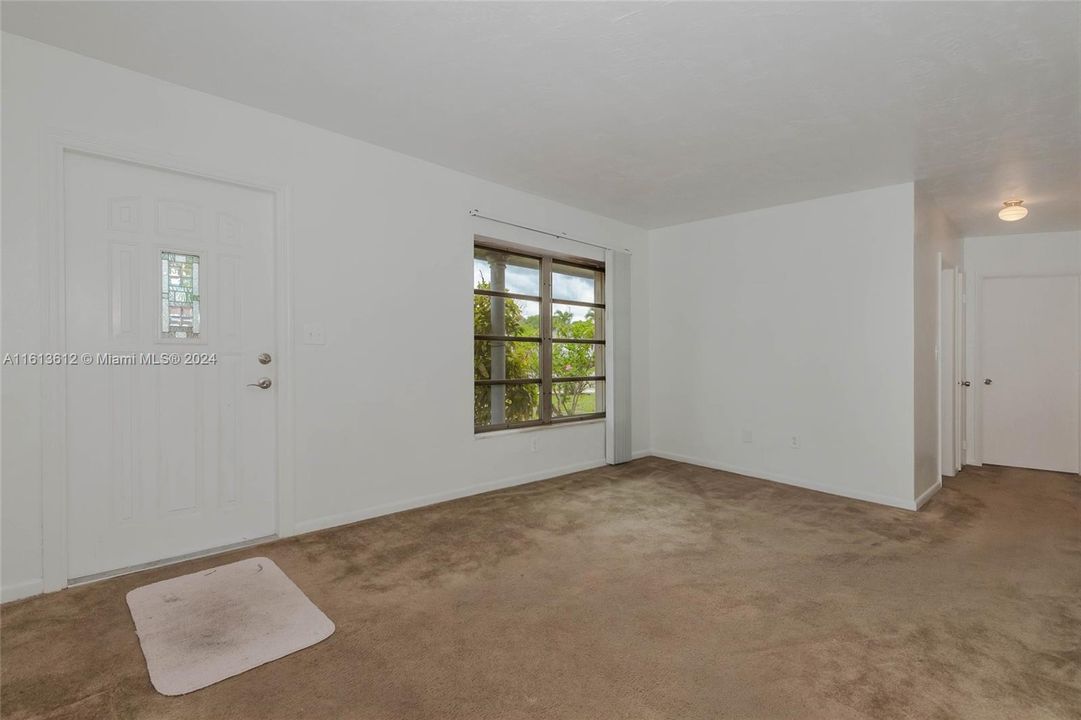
[4,451,919,602]
[6,456,645,601]
[649,450,918,511]
[915,480,943,509]
[2,578,44,603]
[293,458,611,535]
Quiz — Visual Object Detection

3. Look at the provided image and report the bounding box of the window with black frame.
[473,239,605,432]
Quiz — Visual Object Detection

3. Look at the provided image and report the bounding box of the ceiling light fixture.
[998,199,1028,222]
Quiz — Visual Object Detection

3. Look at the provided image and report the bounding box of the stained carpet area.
[1,458,1079,719]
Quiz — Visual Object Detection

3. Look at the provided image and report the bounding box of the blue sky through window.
[473,258,596,321]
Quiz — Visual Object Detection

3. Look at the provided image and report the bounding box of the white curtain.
[605,249,632,464]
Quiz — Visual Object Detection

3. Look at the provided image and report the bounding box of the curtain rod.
[468,209,632,255]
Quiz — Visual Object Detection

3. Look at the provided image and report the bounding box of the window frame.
[474,236,606,433]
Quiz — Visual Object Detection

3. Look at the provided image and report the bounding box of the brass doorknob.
[247,377,272,389]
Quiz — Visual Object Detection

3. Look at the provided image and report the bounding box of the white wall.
[648,184,918,508]
[0,34,650,601]
[963,231,1081,465]
[913,186,962,501]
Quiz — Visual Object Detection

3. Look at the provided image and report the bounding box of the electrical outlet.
[790,435,800,449]
[741,429,753,443]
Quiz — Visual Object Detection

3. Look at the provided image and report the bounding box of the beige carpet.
[1,458,1079,719]
[126,557,334,696]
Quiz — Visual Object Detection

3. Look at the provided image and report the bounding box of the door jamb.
[39,129,295,593]
[954,271,965,473]
[938,257,958,479]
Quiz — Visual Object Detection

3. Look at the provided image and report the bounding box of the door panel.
[65,151,277,578]
[981,275,1080,473]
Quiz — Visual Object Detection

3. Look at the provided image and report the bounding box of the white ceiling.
[4,1,1079,235]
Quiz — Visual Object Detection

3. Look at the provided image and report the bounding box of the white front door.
[981,275,1080,473]
[64,151,277,579]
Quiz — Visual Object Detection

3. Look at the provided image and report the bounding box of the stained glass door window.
[161,251,201,339]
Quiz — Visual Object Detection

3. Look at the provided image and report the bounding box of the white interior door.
[981,275,1080,473]
[940,267,956,476]
[64,151,277,579]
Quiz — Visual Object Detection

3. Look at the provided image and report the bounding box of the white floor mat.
[126,557,335,696]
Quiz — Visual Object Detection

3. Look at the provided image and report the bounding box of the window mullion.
[540,255,553,424]
[595,266,606,387]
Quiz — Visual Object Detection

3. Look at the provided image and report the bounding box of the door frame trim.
[938,256,955,479]
[954,271,965,473]
[970,271,1081,470]
[39,129,296,592]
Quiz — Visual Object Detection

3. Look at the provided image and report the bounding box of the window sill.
[474,417,605,440]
